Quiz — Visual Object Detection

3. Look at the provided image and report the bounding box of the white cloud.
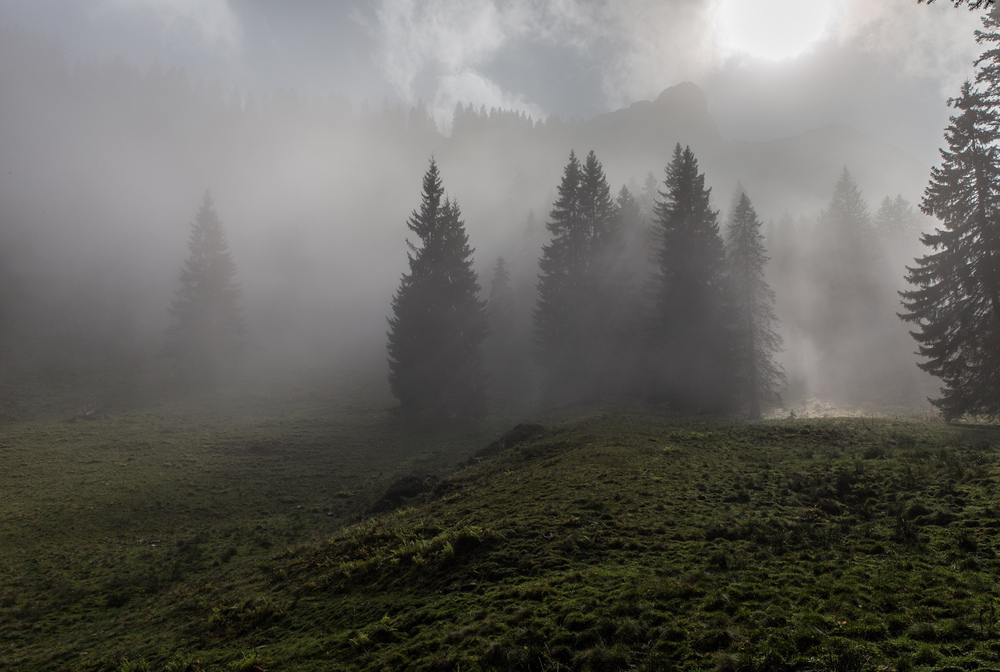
[832,0,980,92]
[593,0,719,107]
[374,0,505,98]
[372,0,527,129]
[435,69,545,123]
[98,0,242,55]
[371,0,720,129]
[369,0,984,133]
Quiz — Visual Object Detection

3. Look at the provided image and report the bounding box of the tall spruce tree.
[900,81,1000,418]
[534,150,620,404]
[809,169,897,398]
[387,159,487,420]
[611,184,649,396]
[726,190,785,419]
[649,144,731,409]
[163,191,244,385]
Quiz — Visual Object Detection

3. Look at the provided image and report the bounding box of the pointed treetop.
[823,167,869,226]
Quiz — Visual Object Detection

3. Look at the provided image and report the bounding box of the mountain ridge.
[571,81,929,220]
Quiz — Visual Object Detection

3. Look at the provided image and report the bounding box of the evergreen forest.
[0,27,938,417]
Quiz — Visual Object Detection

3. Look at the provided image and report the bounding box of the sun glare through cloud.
[717,0,834,61]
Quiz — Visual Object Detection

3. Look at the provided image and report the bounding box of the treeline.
[386,144,930,422]
[0,27,934,413]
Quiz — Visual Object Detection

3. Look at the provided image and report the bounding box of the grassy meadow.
[2,380,1000,671]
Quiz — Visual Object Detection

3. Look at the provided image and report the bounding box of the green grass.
[3,388,1000,671]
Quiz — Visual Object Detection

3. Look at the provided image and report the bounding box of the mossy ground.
[3,386,1000,671]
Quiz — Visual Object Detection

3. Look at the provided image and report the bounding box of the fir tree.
[535,151,582,401]
[611,184,649,396]
[616,184,645,261]
[874,195,920,242]
[816,169,880,295]
[488,257,515,327]
[809,168,906,401]
[534,150,620,404]
[638,171,659,217]
[822,168,875,250]
[485,257,518,403]
[387,159,487,420]
[163,191,244,385]
[649,144,731,410]
[810,171,877,340]
[726,190,785,419]
[900,81,1000,419]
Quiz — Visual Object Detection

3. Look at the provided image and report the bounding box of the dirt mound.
[468,423,546,465]
[369,472,441,513]
[368,424,546,514]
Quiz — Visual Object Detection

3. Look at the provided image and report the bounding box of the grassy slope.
[3,396,1000,671]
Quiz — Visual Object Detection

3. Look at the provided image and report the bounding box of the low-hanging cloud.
[369,0,719,130]
[370,0,984,135]
[833,0,980,94]
[97,0,242,56]
[371,0,541,128]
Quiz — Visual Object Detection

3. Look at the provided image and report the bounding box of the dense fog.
[0,2,982,415]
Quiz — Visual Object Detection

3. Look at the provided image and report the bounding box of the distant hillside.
[577,82,929,221]
[442,80,932,260]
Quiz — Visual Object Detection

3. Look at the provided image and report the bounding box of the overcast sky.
[0,0,986,163]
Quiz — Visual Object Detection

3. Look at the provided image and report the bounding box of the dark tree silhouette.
[726,190,785,419]
[163,191,244,385]
[649,144,732,410]
[534,150,620,404]
[387,159,487,420]
[900,82,1000,419]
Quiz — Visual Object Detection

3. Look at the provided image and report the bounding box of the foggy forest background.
[0,26,939,415]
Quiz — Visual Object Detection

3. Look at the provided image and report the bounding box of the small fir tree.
[813,169,880,307]
[387,159,487,420]
[485,257,519,403]
[726,190,785,419]
[616,184,645,264]
[874,194,921,242]
[822,168,875,248]
[900,81,1000,418]
[611,184,650,396]
[638,171,659,218]
[649,144,732,410]
[488,257,515,327]
[163,191,244,385]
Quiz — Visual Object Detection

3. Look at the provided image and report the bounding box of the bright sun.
[717,0,834,61]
